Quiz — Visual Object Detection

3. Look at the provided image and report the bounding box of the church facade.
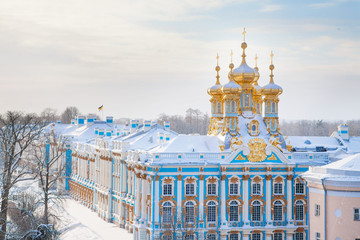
[51,31,360,240]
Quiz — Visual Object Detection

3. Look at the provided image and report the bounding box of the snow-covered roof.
[286,136,342,150]
[302,153,360,187]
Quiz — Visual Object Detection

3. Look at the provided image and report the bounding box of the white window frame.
[295,200,304,221]
[295,232,304,240]
[274,182,283,195]
[207,234,216,240]
[185,183,195,196]
[229,201,239,222]
[252,233,261,240]
[185,202,195,223]
[229,233,239,240]
[273,233,283,240]
[207,201,217,223]
[252,200,261,222]
[252,183,261,195]
[315,232,320,240]
[229,183,239,195]
[163,184,173,196]
[207,183,217,196]
[274,200,283,221]
[295,182,305,195]
[162,202,172,223]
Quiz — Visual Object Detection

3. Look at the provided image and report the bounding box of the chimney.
[130,119,139,133]
[164,121,170,131]
[158,132,164,144]
[71,119,76,125]
[87,115,96,126]
[95,128,99,136]
[77,116,85,127]
[98,129,105,137]
[338,124,349,141]
[106,116,114,126]
[106,129,112,137]
[165,133,171,142]
[143,120,151,132]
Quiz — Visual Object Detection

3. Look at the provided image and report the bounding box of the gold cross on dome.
[270,50,274,64]
[216,53,219,65]
[243,27,246,42]
[255,54,258,67]
[230,50,233,63]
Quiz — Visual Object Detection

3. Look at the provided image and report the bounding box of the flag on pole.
[98,105,103,111]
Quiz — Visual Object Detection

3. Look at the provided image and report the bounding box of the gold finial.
[229,50,234,73]
[243,27,246,42]
[255,54,258,67]
[269,51,275,83]
[215,54,220,84]
[270,50,274,65]
[230,50,233,63]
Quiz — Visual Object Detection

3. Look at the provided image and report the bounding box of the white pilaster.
[287,175,293,223]
[135,173,141,220]
[154,176,160,223]
[266,175,272,223]
[199,175,204,222]
[220,175,226,224]
[141,175,147,221]
[177,175,182,218]
[243,175,249,223]
[287,232,294,240]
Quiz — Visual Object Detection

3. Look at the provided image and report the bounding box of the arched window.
[229,233,239,240]
[295,232,304,240]
[185,234,195,240]
[162,235,173,240]
[244,93,250,107]
[295,201,304,221]
[229,201,239,222]
[207,234,216,240]
[207,201,216,222]
[163,202,172,223]
[272,102,276,113]
[252,200,261,221]
[231,101,236,113]
[217,102,221,113]
[256,103,261,114]
[274,233,283,240]
[252,233,261,240]
[274,200,282,221]
[185,202,195,223]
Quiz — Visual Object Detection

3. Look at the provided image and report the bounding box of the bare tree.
[31,131,68,225]
[60,107,80,124]
[0,111,44,240]
[40,108,59,124]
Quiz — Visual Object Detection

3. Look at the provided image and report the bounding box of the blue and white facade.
[47,36,360,240]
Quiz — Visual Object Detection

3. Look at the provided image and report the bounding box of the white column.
[135,172,141,220]
[154,176,160,223]
[141,175,147,221]
[199,175,204,222]
[242,175,249,222]
[266,174,272,223]
[287,175,293,223]
[243,233,249,240]
[265,232,272,240]
[220,175,226,224]
[287,232,294,240]
[151,177,155,222]
[177,175,182,218]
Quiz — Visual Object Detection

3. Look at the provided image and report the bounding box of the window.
[231,101,236,113]
[274,183,283,195]
[230,183,239,195]
[295,182,305,194]
[256,103,260,114]
[315,232,320,240]
[229,201,239,222]
[295,232,304,240]
[272,102,276,113]
[163,202,172,223]
[230,233,239,240]
[162,235,173,240]
[252,200,261,221]
[274,233,282,240]
[295,201,304,221]
[186,183,195,195]
[274,201,283,221]
[217,102,221,113]
[185,235,194,240]
[315,204,320,216]
[207,234,216,240]
[244,93,250,107]
[354,208,360,221]
[252,233,261,240]
[207,201,216,222]
[252,183,261,195]
[163,184,172,196]
[185,202,195,223]
[208,183,216,195]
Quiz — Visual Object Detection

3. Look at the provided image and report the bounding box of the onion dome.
[253,54,262,95]
[222,51,241,94]
[208,54,222,96]
[262,51,283,96]
[232,28,257,86]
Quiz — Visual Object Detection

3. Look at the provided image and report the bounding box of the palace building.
[47,31,360,240]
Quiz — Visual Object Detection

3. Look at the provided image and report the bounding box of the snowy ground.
[59,198,133,240]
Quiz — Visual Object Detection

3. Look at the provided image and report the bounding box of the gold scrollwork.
[247,138,267,162]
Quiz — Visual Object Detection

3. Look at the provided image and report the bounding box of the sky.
[0,0,359,121]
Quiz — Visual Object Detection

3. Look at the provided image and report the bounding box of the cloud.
[308,2,335,8]
[259,4,283,12]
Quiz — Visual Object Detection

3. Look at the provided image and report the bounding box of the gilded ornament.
[235,153,246,160]
[230,136,243,151]
[247,138,267,162]
[219,144,225,152]
[267,154,277,160]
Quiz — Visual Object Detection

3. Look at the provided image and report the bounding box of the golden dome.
[232,28,257,85]
[222,52,241,94]
[208,54,222,96]
[262,51,283,96]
